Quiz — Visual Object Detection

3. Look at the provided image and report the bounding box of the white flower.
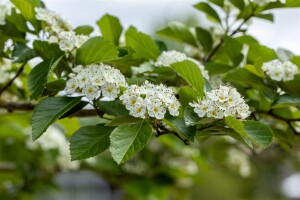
[262,59,298,81]
[189,85,251,120]
[101,83,120,100]
[65,78,78,94]
[82,84,99,100]
[154,50,210,80]
[0,0,11,25]
[120,81,180,119]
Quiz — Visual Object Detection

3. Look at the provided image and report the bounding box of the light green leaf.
[110,120,153,164]
[254,13,274,22]
[10,0,41,30]
[32,96,82,140]
[74,25,94,35]
[97,14,123,45]
[156,22,197,47]
[229,0,245,10]
[70,125,115,160]
[125,26,160,60]
[75,36,119,65]
[171,60,205,97]
[193,2,221,23]
[243,120,273,148]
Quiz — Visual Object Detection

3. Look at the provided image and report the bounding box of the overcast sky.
[44,0,300,54]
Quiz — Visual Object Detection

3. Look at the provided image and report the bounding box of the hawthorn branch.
[155,122,190,145]
[0,62,26,97]
[0,101,99,116]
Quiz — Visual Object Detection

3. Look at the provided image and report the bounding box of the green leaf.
[228,0,245,10]
[171,60,205,97]
[75,36,119,65]
[32,96,82,140]
[163,115,197,142]
[254,13,274,22]
[97,100,129,116]
[125,26,160,60]
[193,2,221,23]
[243,120,273,148]
[28,57,63,99]
[204,62,235,75]
[44,79,66,96]
[225,68,265,88]
[10,0,41,30]
[195,27,213,51]
[273,107,300,120]
[110,120,153,164]
[247,43,277,64]
[279,75,300,96]
[184,106,201,126]
[74,25,94,35]
[179,86,198,109]
[12,43,37,63]
[59,101,88,119]
[272,95,300,108]
[156,22,197,47]
[106,115,142,126]
[33,40,64,60]
[97,14,123,45]
[6,8,29,32]
[208,0,224,7]
[70,125,115,160]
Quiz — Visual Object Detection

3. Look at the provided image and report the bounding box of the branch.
[0,101,99,117]
[0,62,26,97]
[155,122,190,145]
[205,12,254,62]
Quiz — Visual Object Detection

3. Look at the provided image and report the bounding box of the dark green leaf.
[195,27,213,51]
[70,125,115,160]
[97,14,123,45]
[279,75,300,96]
[125,26,160,60]
[171,60,205,97]
[179,86,198,110]
[12,43,37,63]
[28,57,63,99]
[33,40,64,60]
[32,96,82,140]
[75,36,119,65]
[43,79,66,96]
[97,100,129,116]
[193,2,221,23]
[184,106,201,126]
[156,22,197,46]
[110,120,153,164]
[272,95,300,108]
[229,0,245,10]
[59,101,88,119]
[254,13,274,22]
[106,115,142,126]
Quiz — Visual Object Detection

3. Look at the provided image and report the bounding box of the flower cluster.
[48,31,89,52]
[35,7,72,33]
[154,50,210,80]
[120,81,180,119]
[262,59,298,81]
[35,7,89,53]
[190,85,251,119]
[64,64,127,101]
[0,0,11,25]
[250,0,285,6]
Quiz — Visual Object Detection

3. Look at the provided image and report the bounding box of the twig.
[0,101,100,117]
[0,62,26,97]
[155,122,190,145]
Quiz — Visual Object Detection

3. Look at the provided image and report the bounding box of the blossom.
[154,50,210,80]
[0,0,11,25]
[189,85,251,120]
[64,63,127,101]
[262,59,298,81]
[250,0,285,6]
[120,81,180,119]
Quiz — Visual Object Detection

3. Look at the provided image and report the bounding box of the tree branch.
[0,62,26,97]
[0,101,99,117]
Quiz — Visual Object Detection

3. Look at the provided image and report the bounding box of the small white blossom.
[262,59,298,81]
[154,50,210,80]
[190,85,251,120]
[250,0,285,6]
[0,0,12,25]
[120,81,180,119]
[64,63,127,101]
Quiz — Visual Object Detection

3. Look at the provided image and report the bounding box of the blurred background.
[1,0,300,200]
